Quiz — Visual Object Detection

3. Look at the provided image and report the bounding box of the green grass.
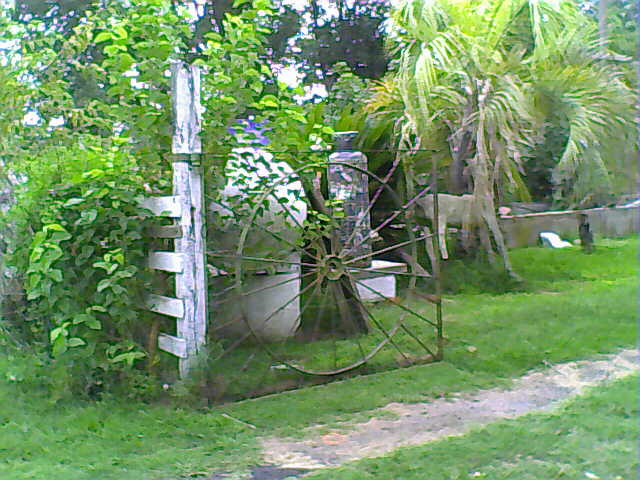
[442,236,638,294]
[0,237,636,479]
[305,374,639,480]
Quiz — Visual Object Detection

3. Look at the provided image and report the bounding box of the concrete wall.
[499,205,639,248]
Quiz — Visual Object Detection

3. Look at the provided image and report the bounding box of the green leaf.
[111,351,146,366]
[29,246,44,263]
[63,198,84,207]
[113,26,128,40]
[76,209,98,225]
[77,245,95,264]
[51,335,67,357]
[94,32,113,43]
[97,279,112,292]
[50,325,68,343]
[250,81,263,93]
[48,269,63,282]
[86,317,102,330]
[67,337,86,348]
[117,53,135,71]
[259,95,279,108]
[104,44,127,56]
[113,252,125,264]
[44,224,67,233]
[50,230,72,242]
[72,314,88,325]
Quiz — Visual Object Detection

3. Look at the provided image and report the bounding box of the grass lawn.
[305,374,639,480]
[0,237,636,479]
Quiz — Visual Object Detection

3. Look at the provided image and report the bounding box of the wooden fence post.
[170,60,208,377]
[142,61,208,378]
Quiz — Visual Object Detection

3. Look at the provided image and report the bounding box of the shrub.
[1,146,157,397]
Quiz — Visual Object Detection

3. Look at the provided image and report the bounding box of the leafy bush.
[2,146,157,397]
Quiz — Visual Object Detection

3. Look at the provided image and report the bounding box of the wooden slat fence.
[141,61,208,377]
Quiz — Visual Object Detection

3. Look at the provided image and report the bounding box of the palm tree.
[366,0,635,273]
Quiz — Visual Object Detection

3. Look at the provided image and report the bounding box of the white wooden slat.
[140,196,181,217]
[148,225,183,238]
[148,251,184,273]
[158,333,188,358]
[144,294,184,318]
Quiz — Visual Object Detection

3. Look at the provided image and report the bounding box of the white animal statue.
[417,193,475,260]
[416,191,519,280]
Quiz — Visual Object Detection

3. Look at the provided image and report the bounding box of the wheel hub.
[322,255,346,281]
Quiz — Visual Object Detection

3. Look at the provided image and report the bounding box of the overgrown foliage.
[2,147,157,395]
[350,0,637,275]
[11,0,392,88]
[0,0,318,395]
[375,0,636,208]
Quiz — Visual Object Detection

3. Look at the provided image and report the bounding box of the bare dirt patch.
[261,349,638,470]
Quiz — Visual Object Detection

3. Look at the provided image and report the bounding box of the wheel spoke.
[399,323,436,359]
[342,271,410,363]
[310,280,331,342]
[341,154,402,251]
[345,233,433,266]
[234,276,324,367]
[349,184,433,252]
[284,324,402,376]
[247,275,322,339]
[207,252,316,269]
[267,190,306,231]
[346,266,432,279]
[349,275,438,328]
[214,330,253,360]
[329,281,342,368]
[298,277,324,322]
[240,218,317,260]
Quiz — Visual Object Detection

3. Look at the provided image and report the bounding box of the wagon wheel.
[208,159,440,376]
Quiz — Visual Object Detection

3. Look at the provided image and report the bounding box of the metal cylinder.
[328,132,373,267]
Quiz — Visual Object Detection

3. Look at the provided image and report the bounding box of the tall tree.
[368,0,635,272]
[12,0,392,93]
[599,0,609,42]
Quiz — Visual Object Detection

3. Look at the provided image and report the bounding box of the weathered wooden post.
[142,61,208,378]
[578,213,594,253]
[170,61,208,377]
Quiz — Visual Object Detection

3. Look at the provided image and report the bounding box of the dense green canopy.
[369,0,636,207]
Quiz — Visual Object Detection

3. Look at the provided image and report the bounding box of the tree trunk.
[598,0,609,44]
[448,130,472,194]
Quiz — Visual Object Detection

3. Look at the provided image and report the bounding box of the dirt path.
[261,349,638,471]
